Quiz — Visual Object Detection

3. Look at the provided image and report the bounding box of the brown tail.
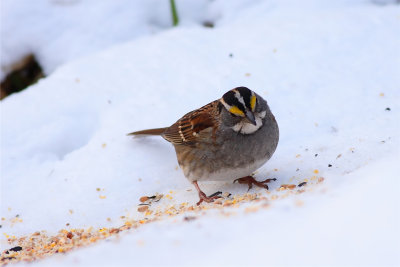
[127,127,167,136]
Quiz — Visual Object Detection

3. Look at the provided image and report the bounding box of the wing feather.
[162,101,219,146]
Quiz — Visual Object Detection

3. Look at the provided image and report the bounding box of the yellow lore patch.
[250,95,256,111]
[229,106,245,116]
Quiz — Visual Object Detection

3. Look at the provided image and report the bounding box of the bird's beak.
[245,111,257,125]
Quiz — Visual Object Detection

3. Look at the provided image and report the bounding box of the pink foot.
[234,176,276,191]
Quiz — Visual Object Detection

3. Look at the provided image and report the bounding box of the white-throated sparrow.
[129,87,279,205]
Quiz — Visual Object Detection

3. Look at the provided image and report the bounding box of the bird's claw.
[234,176,276,191]
[196,191,222,206]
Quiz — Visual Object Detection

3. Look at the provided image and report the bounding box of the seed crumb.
[138,206,149,212]
[139,196,149,202]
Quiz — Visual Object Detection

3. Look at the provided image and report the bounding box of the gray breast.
[176,110,279,182]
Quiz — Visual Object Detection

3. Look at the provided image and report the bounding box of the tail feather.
[127,127,167,136]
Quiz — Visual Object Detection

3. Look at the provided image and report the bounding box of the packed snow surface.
[1,0,399,266]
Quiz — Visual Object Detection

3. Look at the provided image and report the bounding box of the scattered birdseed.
[137,206,149,212]
[313,169,319,174]
[154,194,163,202]
[318,177,325,183]
[279,184,296,190]
[1,182,326,265]
[336,154,342,159]
[314,154,318,157]
[139,196,149,203]
[2,257,16,261]
[8,246,22,252]
[328,164,332,167]
[385,107,391,111]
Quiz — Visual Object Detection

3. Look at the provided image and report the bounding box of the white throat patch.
[231,111,266,134]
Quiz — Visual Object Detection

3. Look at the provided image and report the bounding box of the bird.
[128,86,279,205]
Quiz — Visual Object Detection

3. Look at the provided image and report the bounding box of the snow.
[1,0,400,266]
[0,0,213,80]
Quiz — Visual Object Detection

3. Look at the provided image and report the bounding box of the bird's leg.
[193,181,222,205]
[233,176,276,191]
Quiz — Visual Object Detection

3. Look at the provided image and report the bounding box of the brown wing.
[162,100,220,146]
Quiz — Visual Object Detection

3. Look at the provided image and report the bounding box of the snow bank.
[0,0,213,79]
